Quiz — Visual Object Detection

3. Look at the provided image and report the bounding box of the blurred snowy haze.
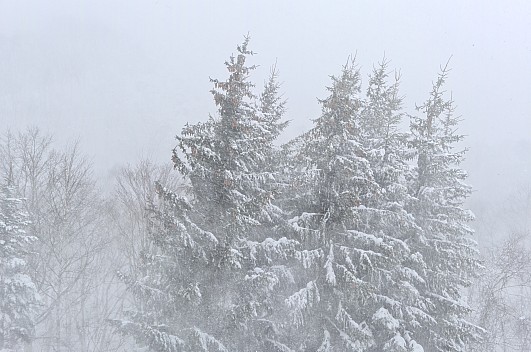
[1,0,530,241]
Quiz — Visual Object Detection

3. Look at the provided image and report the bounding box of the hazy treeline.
[1,39,530,352]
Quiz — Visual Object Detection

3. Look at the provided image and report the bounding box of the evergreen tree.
[359,61,428,352]
[0,183,39,351]
[407,65,483,351]
[281,59,379,351]
[113,37,294,351]
[173,38,295,350]
[361,59,411,191]
[281,59,434,352]
[258,65,289,147]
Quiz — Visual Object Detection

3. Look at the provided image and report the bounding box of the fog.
[1,1,531,351]
[2,1,530,201]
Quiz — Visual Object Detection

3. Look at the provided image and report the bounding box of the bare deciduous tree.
[0,127,127,352]
[470,233,531,352]
[111,158,186,276]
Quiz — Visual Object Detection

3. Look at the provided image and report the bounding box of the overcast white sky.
[1,0,530,221]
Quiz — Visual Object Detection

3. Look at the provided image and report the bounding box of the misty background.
[1,0,530,245]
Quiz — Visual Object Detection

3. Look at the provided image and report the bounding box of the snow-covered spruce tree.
[361,59,411,191]
[113,37,296,351]
[359,61,430,352]
[277,60,381,351]
[280,59,433,352]
[281,59,377,351]
[407,65,483,351]
[0,183,39,351]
